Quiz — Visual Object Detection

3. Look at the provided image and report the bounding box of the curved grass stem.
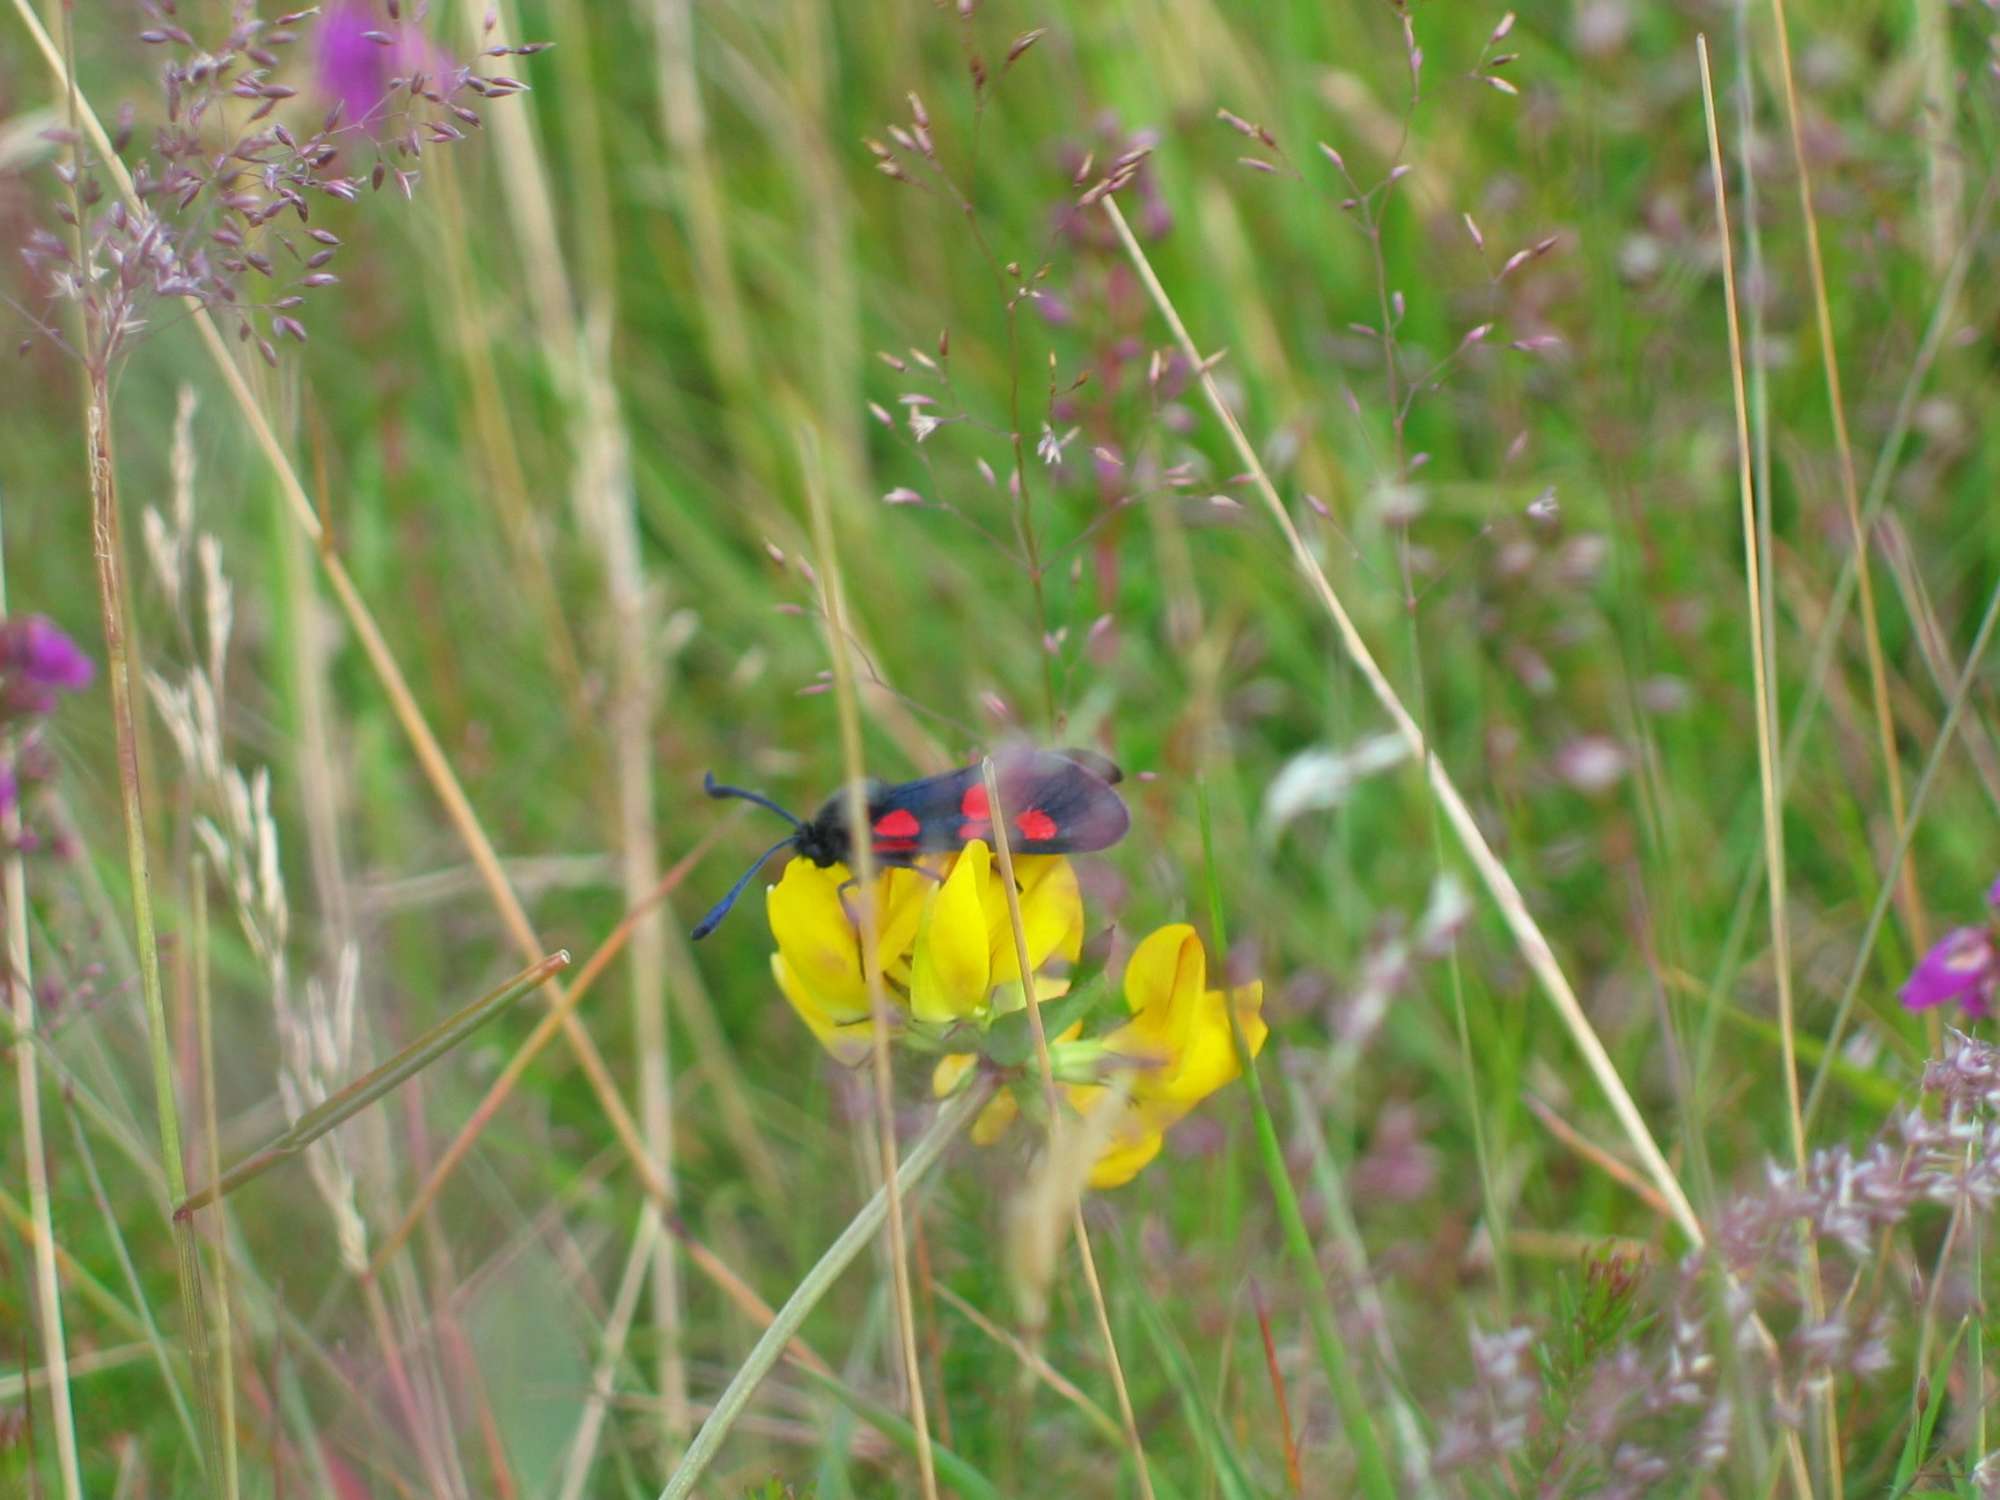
[1100,194,1703,1248]
[983,759,1156,1500]
[802,425,939,1500]
[656,1082,990,1500]
[1198,785,1400,1498]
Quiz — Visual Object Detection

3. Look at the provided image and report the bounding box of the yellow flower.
[1069,923,1266,1188]
[935,922,1267,1190]
[767,840,1083,1065]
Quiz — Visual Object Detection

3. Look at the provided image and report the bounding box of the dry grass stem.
[1099,194,1703,1245]
[802,427,939,1499]
[1766,0,1922,959]
[12,0,673,1251]
[982,757,1156,1498]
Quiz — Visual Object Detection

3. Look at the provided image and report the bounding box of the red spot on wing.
[1017,808,1058,842]
[874,808,921,839]
[960,784,990,819]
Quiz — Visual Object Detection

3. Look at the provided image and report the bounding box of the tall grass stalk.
[0,1181,151,1340]
[176,951,569,1216]
[1765,0,1922,956]
[1198,784,1399,1497]
[2,513,83,1496]
[557,1204,661,1500]
[802,426,939,1499]
[83,367,222,1483]
[930,1283,1124,1445]
[61,1102,199,1451]
[1698,37,1839,1488]
[1801,570,2000,1129]
[1278,1072,1437,1492]
[8,0,672,1216]
[981,758,1157,1499]
[38,6,219,1480]
[1693,172,2000,1088]
[1100,195,1704,1246]
[658,1081,992,1500]
[371,824,725,1266]
[190,869,240,1500]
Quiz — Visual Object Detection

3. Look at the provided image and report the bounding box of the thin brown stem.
[190,871,240,1500]
[84,371,222,1477]
[1100,194,1703,1245]
[1698,37,1829,1496]
[981,760,1155,1498]
[1767,0,1920,969]
[802,427,939,1500]
[12,0,675,1253]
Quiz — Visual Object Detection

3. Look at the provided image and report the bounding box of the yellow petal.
[1107,924,1207,1070]
[1147,981,1267,1109]
[876,864,930,967]
[1122,923,1206,1020]
[933,1053,1017,1145]
[1089,1114,1166,1188]
[1062,1082,1168,1188]
[766,860,866,1017]
[910,840,993,1023]
[989,856,1083,985]
[932,1052,976,1098]
[1232,981,1268,1059]
[771,953,874,1067]
[971,1089,1020,1147]
[1156,990,1241,1105]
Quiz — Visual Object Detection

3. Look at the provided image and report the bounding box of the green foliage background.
[5,0,2000,1493]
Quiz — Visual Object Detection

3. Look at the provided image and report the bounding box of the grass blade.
[176,950,570,1217]
[1100,192,1703,1249]
[1199,782,1399,1498]
[657,1082,990,1500]
[797,1366,1005,1500]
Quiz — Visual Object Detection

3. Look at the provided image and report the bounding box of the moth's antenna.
[690,835,798,940]
[702,771,803,828]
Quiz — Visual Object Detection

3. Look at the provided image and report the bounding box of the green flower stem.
[1199,782,1398,1499]
[176,951,568,1217]
[656,1081,990,1500]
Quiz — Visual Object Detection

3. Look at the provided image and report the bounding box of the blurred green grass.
[6,0,2000,1494]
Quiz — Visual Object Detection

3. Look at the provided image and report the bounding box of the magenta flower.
[315,2,452,133]
[1900,925,2000,1020]
[1,615,94,715]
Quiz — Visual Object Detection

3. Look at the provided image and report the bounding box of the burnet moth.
[691,748,1131,940]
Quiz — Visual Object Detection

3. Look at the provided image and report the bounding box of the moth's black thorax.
[795,785,863,867]
[795,780,891,866]
[793,816,848,867]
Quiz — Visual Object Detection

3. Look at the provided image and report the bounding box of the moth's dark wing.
[866,764,986,852]
[1054,747,1124,785]
[994,750,1131,853]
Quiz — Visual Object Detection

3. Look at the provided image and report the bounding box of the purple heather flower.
[315,2,451,134]
[11,616,93,691]
[1900,926,1999,1020]
[1,615,94,715]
